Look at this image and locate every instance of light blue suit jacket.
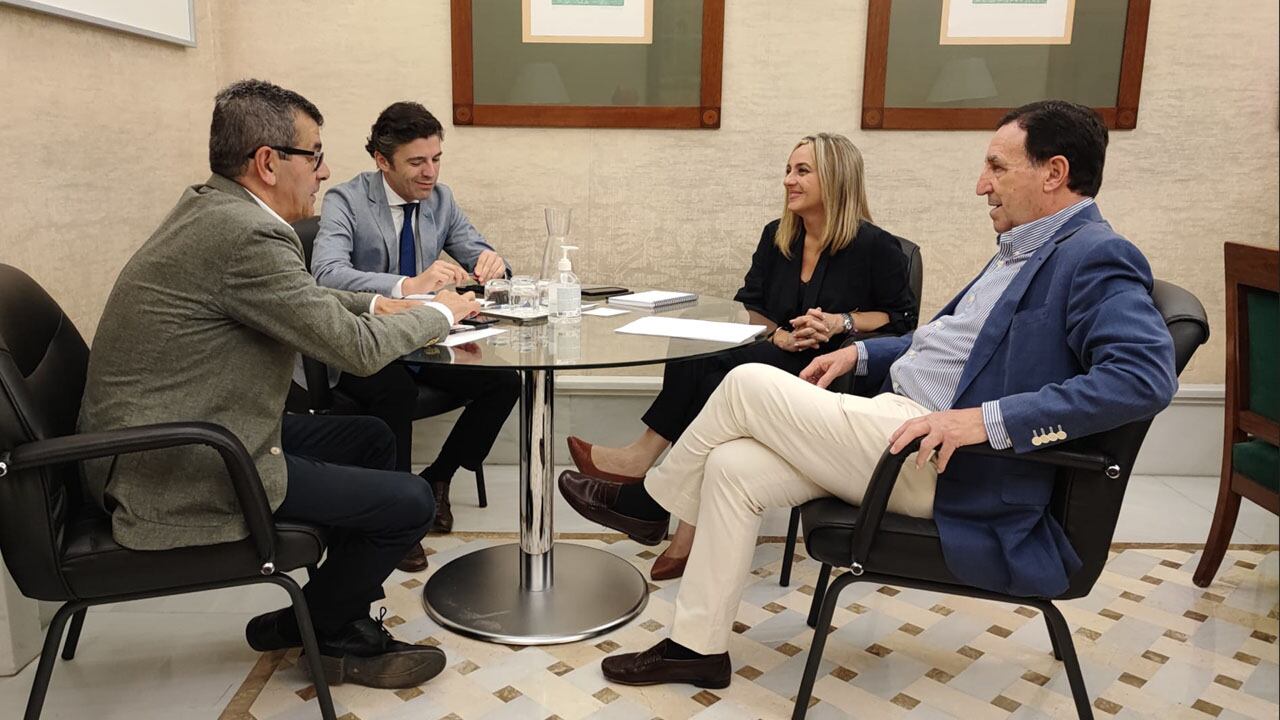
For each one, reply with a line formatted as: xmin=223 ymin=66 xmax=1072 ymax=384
xmin=862 ymin=203 xmax=1177 ymax=597
xmin=311 ymin=171 xmax=505 ymax=294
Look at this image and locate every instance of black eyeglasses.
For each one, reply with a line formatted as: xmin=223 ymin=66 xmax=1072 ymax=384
xmin=248 ymin=145 xmax=324 ymax=171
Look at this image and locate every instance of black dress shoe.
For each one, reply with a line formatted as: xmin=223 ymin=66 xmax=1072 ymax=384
xmin=557 ymin=470 xmax=668 ymax=546
xmin=304 ymin=612 xmax=447 ymax=689
xmin=245 ymin=608 xmax=300 ymax=652
xmin=396 ymin=542 xmax=430 ymax=573
xmin=602 ymin=639 xmax=731 ymax=689
xmin=429 ymin=479 xmax=453 ymax=533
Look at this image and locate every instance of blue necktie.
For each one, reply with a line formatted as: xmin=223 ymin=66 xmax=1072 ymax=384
xmin=398 ymin=202 xmax=418 ymax=276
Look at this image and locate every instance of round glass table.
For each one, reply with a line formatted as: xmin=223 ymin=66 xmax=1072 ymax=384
xmin=402 ymin=294 xmax=763 ymax=645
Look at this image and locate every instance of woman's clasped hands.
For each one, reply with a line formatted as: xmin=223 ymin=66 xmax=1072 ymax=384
xmin=786 ymin=307 xmax=843 ymax=351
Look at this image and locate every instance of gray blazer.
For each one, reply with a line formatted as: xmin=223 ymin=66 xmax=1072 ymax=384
xmin=78 ymin=174 xmax=451 ymax=551
xmin=311 ymin=171 xmax=505 ymax=294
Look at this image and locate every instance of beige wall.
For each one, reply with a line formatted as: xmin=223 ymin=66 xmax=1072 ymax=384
xmin=2 ymin=0 xmax=1276 ymax=383
xmin=0 ymin=1 xmax=217 ymax=337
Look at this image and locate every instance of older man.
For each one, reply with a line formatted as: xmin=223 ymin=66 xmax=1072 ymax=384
xmin=559 ymin=100 xmax=1177 ymax=687
xmin=78 ymin=80 xmax=478 ymax=689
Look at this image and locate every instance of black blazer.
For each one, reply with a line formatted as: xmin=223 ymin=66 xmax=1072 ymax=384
xmin=733 ymin=219 xmax=917 ymax=351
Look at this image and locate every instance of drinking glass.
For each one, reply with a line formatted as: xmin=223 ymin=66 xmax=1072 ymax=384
xmin=484 ymin=278 xmax=511 ymax=308
xmin=511 ymin=275 xmax=538 ymax=311
xmin=536 ymin=279 xmax=553 ymax=310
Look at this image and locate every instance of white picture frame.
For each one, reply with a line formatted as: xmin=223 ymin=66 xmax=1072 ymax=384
xmin=0 ymin=0 xmax=196 ymax=46
xmin=940 ymin=0 xmax=1076 ymax=46
xmin=522 ymin=0 xmax=653 ymax=45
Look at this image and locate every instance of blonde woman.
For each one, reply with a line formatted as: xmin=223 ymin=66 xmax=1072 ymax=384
xmin=567 ymin=133 xmax=917 ymax=580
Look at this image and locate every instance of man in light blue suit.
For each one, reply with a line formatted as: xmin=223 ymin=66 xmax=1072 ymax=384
xmin=311 ymin=102 xmax=518 ymax=548
xmin=558 ymin=100 xmax=1178 ymax=687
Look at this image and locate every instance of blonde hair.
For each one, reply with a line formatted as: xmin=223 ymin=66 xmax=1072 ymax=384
xmin=773 ymin=133 xmax=872 ymax=258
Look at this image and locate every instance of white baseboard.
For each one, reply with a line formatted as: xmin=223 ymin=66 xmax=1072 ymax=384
xmin=414 ymin=379 xmax=1226 ymax=478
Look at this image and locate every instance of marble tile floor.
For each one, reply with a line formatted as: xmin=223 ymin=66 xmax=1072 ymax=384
xmin=0 ymin=468 xmax=1274 ymax=720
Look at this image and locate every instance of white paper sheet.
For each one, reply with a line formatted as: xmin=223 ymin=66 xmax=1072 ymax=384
xmin=583 ymin=307 xmax=628 ymax=317
xmin=614 ymin=317 xmax=765 ymax=343
xmin=440 ymin=327 xmax=506 ymax=347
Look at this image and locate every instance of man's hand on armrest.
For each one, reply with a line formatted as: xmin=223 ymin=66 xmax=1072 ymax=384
xmin=888 ymin=407 xmax=987 ymax=473
xmin=799 ymin=344 xmax=859 ymax=389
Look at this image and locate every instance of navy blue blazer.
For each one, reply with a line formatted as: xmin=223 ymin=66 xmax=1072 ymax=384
xmin=861 ymin=204 xmax=1177 ymax=597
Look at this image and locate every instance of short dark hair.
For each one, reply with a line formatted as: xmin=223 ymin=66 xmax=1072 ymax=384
xmin=209 ymin=79 xmax=323 ymax=178
xmin=998 ymin=100 xmax=1109 ymax=197
xmin=365 ymin=102 xmax=444 ymax=161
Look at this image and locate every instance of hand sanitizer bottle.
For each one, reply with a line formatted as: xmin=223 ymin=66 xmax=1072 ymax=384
xmin=551 ymin=245 xmax=581 ymax=324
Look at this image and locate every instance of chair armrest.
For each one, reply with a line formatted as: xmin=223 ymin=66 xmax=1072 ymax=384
xmin=846 ymin=439 xmax=1117 ymax=575
xmin=1 ymin=422 xmax=279 ymax=572
xmin=302 ymin=356 xmax=334 ymax=412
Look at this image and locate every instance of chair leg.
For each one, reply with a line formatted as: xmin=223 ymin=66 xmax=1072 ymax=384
xmin=780 ymin=507 xmax=801 ymax=587
xmin=1034 ymin=600 xmax=1094 ymax=720
xmin=266 ymin=576 xmax=337 ymax=720
xmin=24 ymin=601 xmax=84 ymax=720
xmin=792 ymin=572 xmax=857 ymax=720
xmin=475 ymin=465 xmax=487 ymax=508
xmin=807 ymin=564 xmax=833 ymax=629
xmin=1043 ymin=610 xmax=1064 ymax=661
xmin=1193 ymin=485 xmax=1242 ymax=587
xmin=60 ymin=608 xmax=88 ymax=661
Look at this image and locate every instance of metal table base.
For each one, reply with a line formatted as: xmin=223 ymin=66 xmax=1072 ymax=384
xmin=422 ymin=543 xmax=647 ymax=644
xmin=423 ymin=367 xmax=649 ymax=644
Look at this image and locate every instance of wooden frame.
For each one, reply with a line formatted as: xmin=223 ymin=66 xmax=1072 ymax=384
xmin=450 ymin=0 xmax=724 ymax=129
xmin=861 ymin=0 xmax=1151 ymax=130
xmin=1193 ymin=242 xmax=1280 ymax=587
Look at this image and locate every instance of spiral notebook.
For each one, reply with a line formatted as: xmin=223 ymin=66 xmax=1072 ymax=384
xmin=607 ymin=290 xmax=698 ymax=310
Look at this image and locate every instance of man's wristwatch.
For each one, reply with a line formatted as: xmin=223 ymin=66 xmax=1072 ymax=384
xmin=841 ymin=312 xmax=855 ymax=333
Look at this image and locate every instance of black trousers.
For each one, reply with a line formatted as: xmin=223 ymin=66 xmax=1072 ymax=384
xmin=276 ymin=413 xmax=434 ymax=636
xmin=336 ymin=363 xmax=520 ymax=479
xmin=643 ymin=342 xmax=821 ymax=443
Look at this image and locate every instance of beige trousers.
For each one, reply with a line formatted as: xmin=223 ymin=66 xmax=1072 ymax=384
xmin=645 ymin=363 xmax=938 ymax=655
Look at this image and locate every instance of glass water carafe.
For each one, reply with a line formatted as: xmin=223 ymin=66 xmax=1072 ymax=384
xmin=542 ymin=207 xmax=572 ymax=278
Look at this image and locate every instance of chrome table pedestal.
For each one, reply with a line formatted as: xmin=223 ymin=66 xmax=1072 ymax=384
xmin=422 ymin=368 xmax=649 ymax=644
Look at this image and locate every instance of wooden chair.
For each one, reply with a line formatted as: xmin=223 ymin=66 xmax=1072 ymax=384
xmin=1193 ymin=242 xmax=1279 ymax=587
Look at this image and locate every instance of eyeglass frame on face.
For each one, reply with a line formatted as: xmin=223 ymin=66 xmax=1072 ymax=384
xmin=247 ymin=145 xmax=324 ymax=172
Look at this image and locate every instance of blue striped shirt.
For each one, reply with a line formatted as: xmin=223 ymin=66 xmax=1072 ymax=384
xmin=856 ymin=198 xmax=1095 ymax=449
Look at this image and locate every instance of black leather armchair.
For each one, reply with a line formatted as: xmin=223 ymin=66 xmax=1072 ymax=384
xmin=0 ymin=264 xmax=337 ymax=720
xmin=287 ymin=216 xmax=490 ymax=506
xmin=789 ymin=280 xmax=1209 ymax=720
xmin=779 ymin=234 xmax=923 ymax=586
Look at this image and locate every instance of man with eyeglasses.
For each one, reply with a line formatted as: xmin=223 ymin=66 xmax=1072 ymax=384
xmin=78 ymin=79 xmax=478 ymax=689
xmin=309 ymin=101 xmax=519 ymax=545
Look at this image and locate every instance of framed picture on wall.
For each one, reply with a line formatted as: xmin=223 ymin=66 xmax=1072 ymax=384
xmin=862 ymin=0 xmax=1150 ymax=130
xmin=940 ymin=0 xmax=1077 ymax=45
xmin=451 ymin=0 xmax=724 ymax=129
xmin=522 ymin=0 xmax=654 ymax=45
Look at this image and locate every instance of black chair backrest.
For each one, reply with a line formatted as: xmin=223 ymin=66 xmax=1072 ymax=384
xmin=0 ymin=264 xmax=92 ymax=599
xmin=294 ymin=216 xmax=320 ymax=268
xmin=896 ymin=235 xmax=923 ymax=329
xmin=1056 ymin=279 xmax=1209 ymax=598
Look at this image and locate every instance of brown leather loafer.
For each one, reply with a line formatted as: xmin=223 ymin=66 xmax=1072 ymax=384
xmin=602 ymin=639 xmax=731 ymax=689
xmin=428 ymin=479 xmax=453 ymax=534
xmin=395 ymin=542 xmax=429 ymax=573
xmin=557 ymin=470 xmax=668 ymax=546
xmin=567 ymin=436 xmax=646 ymax=485
xmin=649 ymin=551 xmax=688 ymax=581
